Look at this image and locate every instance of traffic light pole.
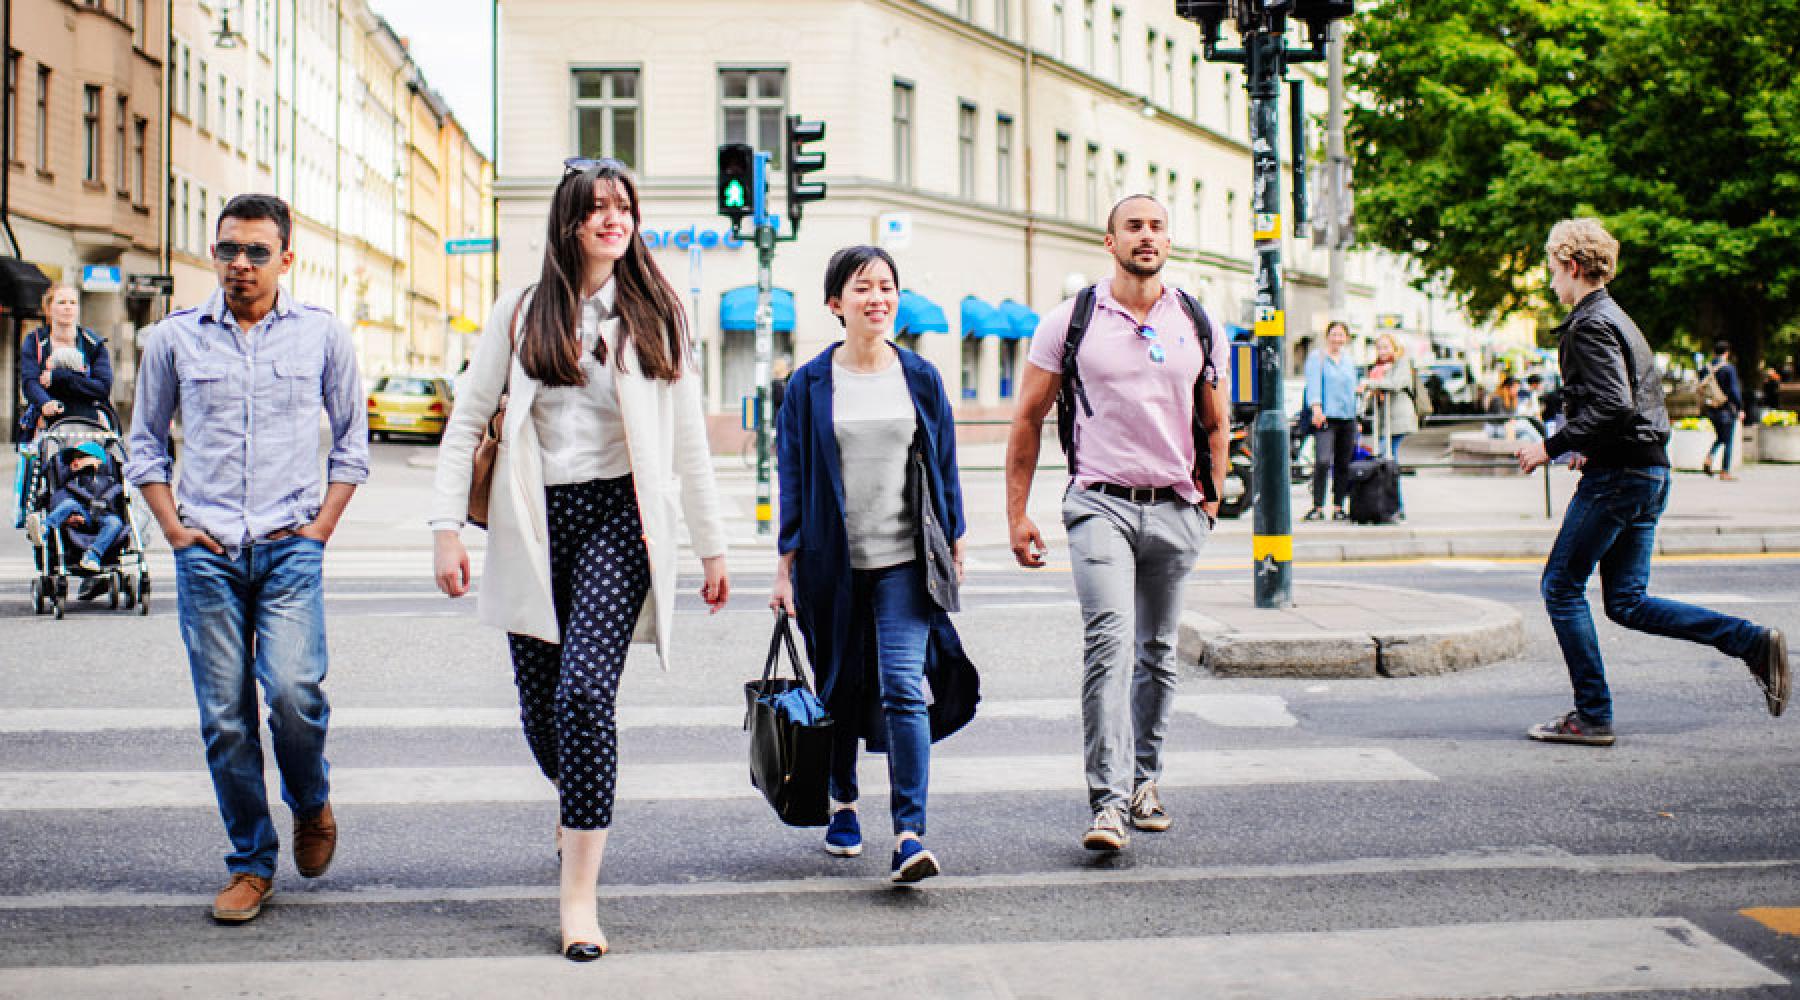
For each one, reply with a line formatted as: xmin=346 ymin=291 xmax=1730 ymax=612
xmin=1198 ymin=7 xmax=1326 ymax=610
xmin=752 ymin=152 xmax=775 ymax=538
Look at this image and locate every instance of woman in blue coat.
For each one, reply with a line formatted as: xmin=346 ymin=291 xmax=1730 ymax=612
xmin=19 ymin=282 xmax=114 ymax=436
xmin=770 ymin=245 xmax=977 ymax=885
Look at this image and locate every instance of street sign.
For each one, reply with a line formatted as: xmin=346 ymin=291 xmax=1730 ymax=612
xmin=877 ymin=212 xmax=913 ymax=249
xmin=445 ymin=237 xmax=497 ymax=256
xmin=81 ymin=266 xmax=123 ymax=293
xmin=126 ymin=273 xmax=175 ymax=297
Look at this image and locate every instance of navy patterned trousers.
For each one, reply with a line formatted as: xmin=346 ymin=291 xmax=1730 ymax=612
xmin=507 ymin=476 xmax=650 ymax=830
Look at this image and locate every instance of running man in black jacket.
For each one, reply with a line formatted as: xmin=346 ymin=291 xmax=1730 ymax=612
xmin=1515 ymin=219 xmax=1789 ymax=744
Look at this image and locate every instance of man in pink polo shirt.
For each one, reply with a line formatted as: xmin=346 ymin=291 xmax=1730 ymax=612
xmin=1005 ymin=194 xmax=1230 ymax=852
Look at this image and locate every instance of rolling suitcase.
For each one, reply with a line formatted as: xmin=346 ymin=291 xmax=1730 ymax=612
xmin=1348 ymin=391 xmax=1401 ymax=525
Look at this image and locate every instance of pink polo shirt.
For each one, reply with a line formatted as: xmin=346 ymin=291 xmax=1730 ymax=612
xmin=1027 ymin=279 xmax=1228 ymax=504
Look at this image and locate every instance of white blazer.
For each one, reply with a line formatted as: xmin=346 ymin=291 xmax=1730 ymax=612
xmin=430 ymin=286 xmax=728 ymax=668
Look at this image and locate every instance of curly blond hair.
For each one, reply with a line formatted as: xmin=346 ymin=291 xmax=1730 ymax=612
xmin=1545 ymin=218 xmax=1619 ymax=284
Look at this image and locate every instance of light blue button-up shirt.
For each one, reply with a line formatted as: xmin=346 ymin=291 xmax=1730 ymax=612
xmin=1304 ymin=348 xmax=1359 ymax=421
xmin=126 ymin=288 xmax=369 ymax=546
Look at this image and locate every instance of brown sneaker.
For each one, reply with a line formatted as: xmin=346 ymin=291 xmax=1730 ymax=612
xmin=1746 ymin=628 xmax=1790 ymax=718
xmin=293 ymin=802 xmax=337 ymax=878
xmin=211 ymin=873 xmax=273 ymax=923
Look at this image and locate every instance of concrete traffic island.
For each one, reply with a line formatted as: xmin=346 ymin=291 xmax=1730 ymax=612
xmin=1179 ymin=582 xmax=1525 ymax=678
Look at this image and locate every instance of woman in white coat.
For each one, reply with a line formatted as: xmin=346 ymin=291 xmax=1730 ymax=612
xmin=430 ymin=158 xmax=729 ymax=960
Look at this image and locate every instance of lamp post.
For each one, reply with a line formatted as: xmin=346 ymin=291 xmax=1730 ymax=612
xmin=1178 ymin=0 xmax=1352 ymax=610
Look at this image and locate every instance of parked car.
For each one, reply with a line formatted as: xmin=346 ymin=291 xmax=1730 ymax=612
xmin=1422 ymin=361 xmax=1480 ymax=414
xmin=366 ymin=375 xmax=453 ymax=442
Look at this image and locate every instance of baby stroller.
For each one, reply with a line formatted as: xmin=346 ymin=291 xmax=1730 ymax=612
xmin=19 ymin=410 xmax=151 ymax=618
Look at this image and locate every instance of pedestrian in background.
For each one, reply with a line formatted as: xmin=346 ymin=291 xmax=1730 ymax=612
xmin=1361 ymin=332 xmax=1420 ymax=520
xmin=126 ymin=193 xmax=368 ymax=923
xmin=18 ymin=282 xmax=113 ymax=436
xmin=1761 ymin=367 xmax=1783 ymax=412
xmin=1485 ymin=376 xmax=1543 ymax=443
xmin=1303 ymin=320 xmax=1358 ymax=521
xmin=1517 ymin=218 xmax=1788 ymax=746
xmin=771 ymin=245 xmax=976 ymax=885
xmin=1700 ymin=340 xmax=1743 ymax=481
xmin=430 ymin=158 xmax=729 ymax=960
xmin=1005 ymin=194 xmax=1228 ymax=852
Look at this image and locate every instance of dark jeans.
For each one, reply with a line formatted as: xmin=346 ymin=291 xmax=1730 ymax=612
xmin=829 ymin=560 xmax=932 ymax=836
xmin=45 ymin=498 xmax=125 ymax=561
xmin=1311 ymin=417 xmax=1356 ymax=509
xmin=1540 ymin=465 xmax=1763 ymax=725
xmin=1705 ymin=408 xmax=1736 ymax=472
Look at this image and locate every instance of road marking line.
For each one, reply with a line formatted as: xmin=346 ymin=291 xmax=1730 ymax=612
xmin=3 ymin=849 xmax=1793 ymax=912
xmin=1742 ymin=907 xmax=1800 ymax=936
xmin=0 ymin=917 xmax=1782 ymax=998
xmin=0 ymin=694 xmax=1297 ymax=733
xmin=0 ymin=747 xmax=1428 ymax=811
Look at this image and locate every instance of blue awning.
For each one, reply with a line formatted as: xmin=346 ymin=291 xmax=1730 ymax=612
xmin=997 ymin=299 xmax=1038 ymax=340
xmin=961 ymin=296 xmax=1011 ymax=338
xmin=720 ymin=285 xmax=795 ymax=333
xmin=895 ymin=289 xmax=949 ymax=335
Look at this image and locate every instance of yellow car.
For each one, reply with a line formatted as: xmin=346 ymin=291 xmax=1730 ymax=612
xmin=366 ymin=375 xmax=453 ymax=442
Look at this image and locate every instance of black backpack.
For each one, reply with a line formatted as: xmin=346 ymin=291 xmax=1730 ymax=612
xmin=1054 ymin=285 xmax=1220 ymax=503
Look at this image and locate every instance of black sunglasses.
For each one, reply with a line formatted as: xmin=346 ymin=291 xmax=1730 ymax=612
xmin=212 ymin=241 xmax=276 ymax=266
xmin=564 ymin=156 xmax=628 ymax=176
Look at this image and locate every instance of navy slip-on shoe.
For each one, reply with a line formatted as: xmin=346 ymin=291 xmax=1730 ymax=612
xmin=824 ymin=808 xmax=862 ymax=857
xmin=890 ymin=837 xmax=939 ymax=884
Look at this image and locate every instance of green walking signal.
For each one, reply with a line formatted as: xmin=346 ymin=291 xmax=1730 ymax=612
xmin=717 ymin=143 xmax=755 ymax=227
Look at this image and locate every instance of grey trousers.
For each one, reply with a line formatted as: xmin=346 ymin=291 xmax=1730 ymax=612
xmin=1063 ymin=486 xmax=1209 ymax=812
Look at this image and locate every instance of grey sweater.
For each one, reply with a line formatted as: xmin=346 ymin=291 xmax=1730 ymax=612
xmin=832 ymin=357 xmax=917 ymax=569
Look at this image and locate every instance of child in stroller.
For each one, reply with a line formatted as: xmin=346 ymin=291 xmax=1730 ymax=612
xmin=43 ymin=441 xmax=127 ymax=573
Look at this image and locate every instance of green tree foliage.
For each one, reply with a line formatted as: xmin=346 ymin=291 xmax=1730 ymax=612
xmin=1349 ymin=0 xmax=1800 ymax=373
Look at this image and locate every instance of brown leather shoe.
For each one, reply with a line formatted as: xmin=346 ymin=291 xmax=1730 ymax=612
xmin=212 ymin=873 xmax=273 ymax=923
xmin=293 ymin=802 xmax=337 ymax=878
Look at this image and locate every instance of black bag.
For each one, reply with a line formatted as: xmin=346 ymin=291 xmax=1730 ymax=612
xmin=908 ymin=435 xmax=960 ymax=613
xmin=1348 ymin=458 xmax=1400 ymax=524
xmin=743 ymin=612 xmax=835 ymax=827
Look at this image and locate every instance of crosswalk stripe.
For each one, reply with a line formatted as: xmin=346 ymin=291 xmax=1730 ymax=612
xmin=0 ymin=694 xmax=1296 ymax=733
xmin=0 ymin=917 xmax=1782 ymax=998
xmin=3 ymin=849 xmax=1792 ymax=912
xmin=0 ymin=747 xmax=1431 ymax=811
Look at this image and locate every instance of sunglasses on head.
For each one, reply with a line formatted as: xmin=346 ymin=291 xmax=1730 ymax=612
xmin=1135 ymin=324 xmax=1166 ymax=364
xmin=564 ymin=156 xmax=628 ymax=176
xmin=212 ymin=241 xmax=277 ymax=266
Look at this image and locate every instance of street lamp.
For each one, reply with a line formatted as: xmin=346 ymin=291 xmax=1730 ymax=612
xmin=212 ymin=2 xmax=246 ymax=48
xmin=1177 ymin=0 xmax=1354 ymax=609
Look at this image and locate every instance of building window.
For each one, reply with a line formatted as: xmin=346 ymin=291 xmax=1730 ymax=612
xmin=956 ymin=0 xmax=972 ymax=17
xmin=719 ymin=68 xmax=786 ymax=169
xmin=1054 ymin=132 xmax=1070 ymax=218
xmin=115 ymin=95 xmax=129 ymax=191
xmin=83 ymin=85 xmax=102 ymax=182
xmin=961 ymin=337 xmax=980 ymax=401
xmin=35 ymin=67 xmax=51 ymax=171
xmin=1222 ymin=70 xmax=1233 ymax=132
xmin=1226 ymin=189 xmax=1238 ymax=255
xmin=4 ymin=52 xmax=17 ymax=162
xmin=197 ymin=60 xmax=208 ymax=131
xmin=892 ymin=79 xmax=914 ymax=185
xmin=216 ymin=75 xmax=226 ymax=142
xmin=196 ymin=184 xmax=209 ymax=252
xmin=1111 ymin=7 xmax=1124 ymax=81
xmin=572 ymin=68 xmax=640 ymax=169
xmin=1147 ymin=162 xmax=1158 ymax=200
xmin=1167 ymin=168 xmax=1177 ymax=220
xmin=957 ymin=101 xmax=978 ymax=200
xmin=235 ymin=86 xmax=245 ymax=150
xmin=1112 ymin=150 xmax=1127 ymax=205
xmin=1146 ymin=29 xmax=1157 ymax=101
xmin=995 ymin=0 xmax=1009 ymax=37
xmin=1051 ymin=1 xmax=1065 ymax=59
xmin=133 ymin=0 xmax=146 ymax=48
xmin=1191 ymin=53 xmax=1201 ymax=120
xmin=1083 ymin=1 xmax=1096 ymax=70
xmin=178 ymin=179 xmax=190 ymax=251
xmin=1192 ymin=179 xmax=1204 ymax=248
xmin=180 ymin=44 xmax=191 ymax=117
xmin=133 ymin=118 xmax=147 ymax=204
xmin=995 ymin=114 xmax=1013 ymax=209
xmin=1166 ymin=39 xmax=1176 ymax=108
xmin=1085 ymin=142 xmax=1099 ymax=225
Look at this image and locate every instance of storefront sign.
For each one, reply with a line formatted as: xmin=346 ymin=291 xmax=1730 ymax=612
xmin=81 ymin=266 xmax=123 ymax=293
xmin=641 ymin=221 xmax=777 ymax=252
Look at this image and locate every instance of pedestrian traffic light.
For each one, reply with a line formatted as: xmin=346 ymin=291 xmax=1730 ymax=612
xmin=785 ymin=116 xmax=827 ymax=225
xmin=718 ymin=143 xmax=754 ymax=227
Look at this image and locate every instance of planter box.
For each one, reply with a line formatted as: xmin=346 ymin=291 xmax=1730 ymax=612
xmin=1762 ymin=425 xmax=1800 ymax=463
xmin=1667 ymin=428 xmax=1713 ymax=470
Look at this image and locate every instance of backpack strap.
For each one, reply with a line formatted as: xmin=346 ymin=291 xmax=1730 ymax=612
xmin=1174 ymin=289 xmax=1221 ymax=505
xmin=1055 ymin=285 xmax=1099 ymax=476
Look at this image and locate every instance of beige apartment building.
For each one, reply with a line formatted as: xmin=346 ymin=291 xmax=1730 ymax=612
xmin=4 ymin=0 xmax=165 ymax=423
xmin=495 ymin=0 xmax=1516 ymax=420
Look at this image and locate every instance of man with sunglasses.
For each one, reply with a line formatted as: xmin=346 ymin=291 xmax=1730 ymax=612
xmin=1005 ymin=194 xmax=1230 ymax=852
xmin=127 ymin=193 xmax=368 ymax=923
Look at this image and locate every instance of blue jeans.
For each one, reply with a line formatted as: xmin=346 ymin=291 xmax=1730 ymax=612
xmin=1541 ymin=466 xmax=1762 ymax=725
xmin=45 ymin=499 xmax=125 ymax=562
xmin=829 ymin=560 xmax=932 ymax=836
xmin=1389 ymin=433 xmax=1408 ymax=513
xmin=1705 ymin=409 xmax=1736 ymax=472
xmin=174 ymin=535 xmax=331 ymax=877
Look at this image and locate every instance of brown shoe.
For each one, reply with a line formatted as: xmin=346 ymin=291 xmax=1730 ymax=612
xmin=212 ymin=873 xmax=273 ymax=923
xmin=293 ymin=802 xmax=337 ymax=878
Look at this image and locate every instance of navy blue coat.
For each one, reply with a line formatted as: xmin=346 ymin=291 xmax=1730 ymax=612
xmin=776 ymin=342 xmax=978 ymax=750
xmin=19 ymin=327 xmax=113 ymax=432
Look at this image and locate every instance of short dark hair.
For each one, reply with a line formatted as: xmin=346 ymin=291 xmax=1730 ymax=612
xmin=1325 ymin=320 xmax=1351 ymax=338
xmin=823 ymin=245 xmax=900 ymax=327
xmin=1714 ymin=340 xmax=1732 ymax=356
xmin=217 ymin=194 xmax=293 ymax=249
xmin=1106 ymin=193 xmax=1164 ymax=233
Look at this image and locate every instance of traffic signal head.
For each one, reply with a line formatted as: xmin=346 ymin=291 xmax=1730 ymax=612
xmin=717 ymin=143 xmax=755 ymax=225
xmin=1292 ymin=0 xmax=1353 ymax=32
xmin=1173 ymin=1 xmax=1231 ymax=32
xmin=785 ymin=115 xmax=827 ymax=223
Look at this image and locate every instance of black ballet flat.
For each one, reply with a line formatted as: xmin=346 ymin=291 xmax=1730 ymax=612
xmin=563 ymin=941 xmax=605 ymax=962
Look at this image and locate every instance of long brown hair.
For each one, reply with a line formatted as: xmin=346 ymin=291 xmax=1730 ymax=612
xmin=519 ymin=163 xmax=687 ymax=385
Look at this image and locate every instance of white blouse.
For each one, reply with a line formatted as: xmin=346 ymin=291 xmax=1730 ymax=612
xmin=533 ymin=280 xmax=632 ymax=486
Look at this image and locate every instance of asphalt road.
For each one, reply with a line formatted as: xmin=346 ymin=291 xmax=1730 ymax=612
xmin=1 ymin=548 xmax=1797 ymax=998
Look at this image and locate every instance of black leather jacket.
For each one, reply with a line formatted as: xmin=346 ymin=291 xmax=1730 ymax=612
xmin=1545 ymin=289 xmax=1670 ymax=468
